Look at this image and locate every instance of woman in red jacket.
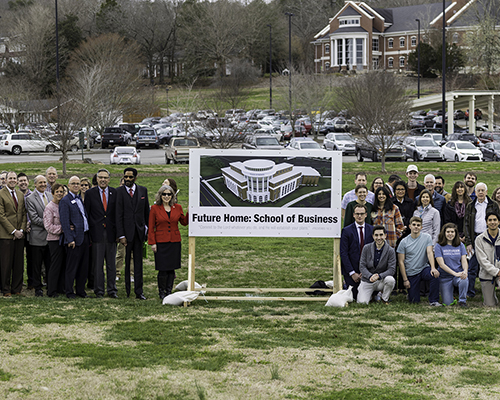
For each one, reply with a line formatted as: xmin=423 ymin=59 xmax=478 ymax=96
xmin=148 ymin=185 xmax=189 ymax=299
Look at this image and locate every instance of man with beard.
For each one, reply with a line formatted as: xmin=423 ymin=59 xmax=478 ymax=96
xmin=464 ymin=172 xmax=477 ymax=201
xmin=434 ymin=176 xmax=451 ymax=202
xmin=115 ymin=168 xmax=149 ymax=299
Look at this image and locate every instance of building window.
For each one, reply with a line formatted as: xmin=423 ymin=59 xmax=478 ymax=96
xmin=452 ymin=33 xmax=459 ymax=44
xmin=339 ymin=18 xmax=360 ymax=26
xmin=346 ymin=38 xmax=353 ymax=66
xmin=337 ymin=40 xmax=343 ymax=64
xmin=388 ymin=57 xmax=393 ymax=68
xmin=400 ymin=37 xmax=405 ymax=47
xmin=411 ymin=36 xmax=417 ymax=47
xmin=325 ymin=44 xmax=330 ymax=54
xmin=399 ymin=57 xmax=405 ymax=68
xmin=372 ymin=38 xmax=379 ymax=52
xmin=372 ymin=57 xmax=379 ymax=69
xmin=388 ymin=38 xmax=393 ymax=49
xmin=356 ymin=38 xmax=363 ymax=66
xmin=325 ymin=62 xmax=330 ymax=69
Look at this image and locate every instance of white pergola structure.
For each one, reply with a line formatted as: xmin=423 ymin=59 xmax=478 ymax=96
xmin=411 ymin=90 xmax=500 ymax=136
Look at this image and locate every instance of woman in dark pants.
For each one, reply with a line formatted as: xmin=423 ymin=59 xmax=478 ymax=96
xmin=43 ymin=183 xmax=66 ymax=297
xmin=148 ymin=185 xmax=189 ymax=299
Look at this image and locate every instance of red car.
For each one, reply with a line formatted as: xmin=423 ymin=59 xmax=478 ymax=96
xmin=465 ymin=109 xmax=482 ymax=120
xmin=294 ymin=118 xmax=312 ymax=134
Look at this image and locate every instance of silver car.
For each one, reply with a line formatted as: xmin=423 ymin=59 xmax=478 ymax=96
xmin=403 ymin=137 xmax=444 ymax=161
xmin=323 ymin=133 xmax=356 ymax=154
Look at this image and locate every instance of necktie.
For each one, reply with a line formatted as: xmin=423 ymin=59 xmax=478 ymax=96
xmin=11 ymin=191 xmax=18 ymax=210
xmin=359 ymin=226 xmax=364 ymax=252
xmin=102 ymin=190 xmax=107 ymax=211
xmin=129 ymin=188 xmax=133 ymax=198
xmin=43 ymin=194 xmax=48 ymax=206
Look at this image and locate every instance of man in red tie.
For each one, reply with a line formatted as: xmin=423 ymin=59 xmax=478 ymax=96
xmin=84 ymin=168 xmax=118 ymax=298
xmin=115 ymin=167 xmax=149 ymax=299
xmin=340 ymin=204 xmax=374 ymax=300
xmin=0 ymin=172 xmax=27 ymax=296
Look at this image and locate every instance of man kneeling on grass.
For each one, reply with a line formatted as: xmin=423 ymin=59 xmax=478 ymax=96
xmin=397 ymin=216 xmax=441 ymax=306
xmin=358 ymin=225 xmax=396 ymax=304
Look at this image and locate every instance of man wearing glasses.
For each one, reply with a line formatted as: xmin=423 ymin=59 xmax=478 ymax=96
xmin=85 ymin=168 xmax=118 ymax=299
xmin=115 ymin=168 xmax=149 ymax=299
xmin=340 ymin=204 xmax=374 ymax=301
xmin=59 ymin=176 xmax=90 ymax=298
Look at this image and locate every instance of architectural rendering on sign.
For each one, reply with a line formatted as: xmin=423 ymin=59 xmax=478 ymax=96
xmin=221 ymin=159 xmax=320 ymax=203
xmin=312 ymin=0 xmax=479 ymax=72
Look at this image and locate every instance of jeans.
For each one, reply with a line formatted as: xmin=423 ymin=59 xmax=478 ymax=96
xmin=407 ymin=266 xmax=440 ymax=303
xmin=439 ymin=273 xmax=468 ymax=305
xmin=468 ymin=253 xmax=478 ymax=297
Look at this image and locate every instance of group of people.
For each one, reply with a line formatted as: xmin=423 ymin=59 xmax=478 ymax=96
xmin=340 ymin=167 xmax=500 ymax=307
xmin=0 ymin=167 xmax=188 ymax=300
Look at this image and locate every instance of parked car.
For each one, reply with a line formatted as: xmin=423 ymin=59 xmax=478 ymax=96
xmin=478 ymin=131 xmax=500 ymax=144
xmin=410 ymin=115 xmax=434 ymax=129
xmin=446 ymin=132 xmax=480 ymax=146
xmin=242 ymin=135 xmax=284 ymax=150
xmin=101 ymin=126 xmax=132 ymax=149
xmin=355 ymin=136 xmax=406 ymax=162
xmin=165 ymin=137 xmax=200 ymax=164
xmin=480 ymin=142 xmax=500 ymax=161
xmin=323 ymin=133 xmax=356 ymax=154
xmin=110 ymin=146 xmax=141 ymax=164
xmin=0 ymin=133 xmax=54 ymax=155
xmin=135 ymin=128 xmax=160 ymax=149
xmin=253 ymin=128 xmax=282 ymax=141
xmin=294 ymin=118 xmax=312 ymax=134
xmin=442 ymin=140 xmax=483 ymax=162
xmin=403 ymin=136 xmax=445 ymax=161
xmin=287 ymin=137 xmax=323 ymax=150
xmin=331 ymin=117 xmax=348 ymax=132
xmin=119 ymin=123 xmax=141 ymax=137
xmin=47 ymin=134 xmax=93 ymax=152
xmin=454 ymin=110 xmax=466 ymax=120
xmin=432 ymin=123 xmax=467 ymax=133
xmin=422 ymin=133 xmax=445 ymax=145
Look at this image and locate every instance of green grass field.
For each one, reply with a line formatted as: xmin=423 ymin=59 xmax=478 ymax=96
xmin=1 ymin=160 xmax=500 ymax=399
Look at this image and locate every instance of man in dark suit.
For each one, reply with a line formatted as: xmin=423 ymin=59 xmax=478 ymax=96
xmin=340 ymin=203 xmax=374 ymax=300
xmin=25 ymin=175 xmax=52 ymax=297
xmin=358 ymin=225 xmax=396 ymax=304
xmin=59 ymin=176 xmax=89 ymax=299
xmin=84 ymin=168 xmax=118 ymax=298
xmin=0 ymin=172 xmax=27 ymax=296
xmin=115 ymin=167 xmax=149 ymax=299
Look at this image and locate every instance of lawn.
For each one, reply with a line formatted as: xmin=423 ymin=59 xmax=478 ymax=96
xmin=1 ymin=160 xmax=500 ymax=399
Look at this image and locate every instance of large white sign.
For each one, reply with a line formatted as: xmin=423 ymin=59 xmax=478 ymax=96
xmin=188 ymin=149 xmax=342 ymax=238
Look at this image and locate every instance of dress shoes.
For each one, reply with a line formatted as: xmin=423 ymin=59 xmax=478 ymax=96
xmin=109 ymin=293 xmax=118 ymax=299
xmin=3 ymin=293 xmax=11 ymax=297
xmin=95 ymin=294 xmax=104 ymax=299
xmin=67 ymin=294 xmax=76 ymax=299
xmin=77 ymin=293 xmax=88 ymax=298
xmin=35 ymin=289 xmax=43 ymax=297
xmin=136 ymin=294 xmax=146 ymax=300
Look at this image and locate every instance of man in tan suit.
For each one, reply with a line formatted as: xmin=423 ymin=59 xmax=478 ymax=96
xmin=0 ymin=172 xmax=27 ymax=296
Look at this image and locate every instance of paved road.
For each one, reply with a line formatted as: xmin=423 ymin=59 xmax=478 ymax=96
xmin=0 ymin=145 xmax=361 ymax=165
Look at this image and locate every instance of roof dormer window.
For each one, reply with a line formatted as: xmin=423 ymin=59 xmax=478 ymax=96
xmin=339 ymin=18 xmax=360 ymax=27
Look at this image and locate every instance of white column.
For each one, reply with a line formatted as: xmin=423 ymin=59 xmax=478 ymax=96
xmin=447 ymin=98 xmax=454 ymax=137
xmin=363 ymin=38 xmax=366 ymax=66
xmin=468 ymin=96 xmax=476 ymax=135
xmin=342 ymin=38 xmax=346 ymax=65
xmin=334 ymin=39 xmax=337 ymax=66
xmin=330 ymin=39 xmax=334 ymax=66
xmin=489 ymin=95 xmax=495 ymax=131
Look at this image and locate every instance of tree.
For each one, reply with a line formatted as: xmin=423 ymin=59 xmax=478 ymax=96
xmin=335 ymin=71 xmax=411 ymax=172
xmin=465 ymin=2 xmax=500 ymax=75
xmin=408 ymin=42 xmax=437 ymax=78
xmin=63 ymin=33 xmax=144 ymax=155
xmin=178 ymin=0 xmax=245 ymax=78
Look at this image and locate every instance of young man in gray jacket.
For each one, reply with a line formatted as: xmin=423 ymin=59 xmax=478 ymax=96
xmin=357 ymin=225 xmax=396 ymax=304
xmin=476 ymin=210 xmax=500 ymax=306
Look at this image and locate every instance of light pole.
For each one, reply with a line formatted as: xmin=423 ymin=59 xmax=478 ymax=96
xmin=165 ymin=86 xmax=172 ymax=116
xmin=55 ymin=0 xmax=60 ymax=132
xmin=267 ymin=24 xmax=272 ymax=110
xmin=442 ymin=0 xmax=446 ymax=139
xmin=285 ymin=12 xmax=293 ymax=133
xmin=415 ymin=19 xmax=420 ymax=99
